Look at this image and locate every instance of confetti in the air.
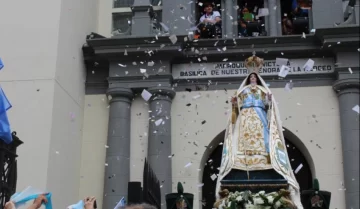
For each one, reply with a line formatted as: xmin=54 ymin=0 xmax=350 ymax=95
xmin=148 ymin=61 xmax=155 ymax=67
xmin=294 ymin=164 xmax=303 ymax=174
xmin=278 ymin=66 xmax=290 ymax=78
xmin=118 ymin=63 xmax=127 ymax=67
xmin=257 ymin=8 xmax=269 ymax=17
xmin=141 ymin=89 xmax=152 ymax=101
xmin=352 ymin=105 xmax=359 ymax=114
xmin=210 ymin=174 xmax=217 ymax=181
xmin=303 ymin=59 xmax=315 ymax=71
xmin=285 ymin=80 xmax=294 ymax=92
xmin=155 ymin=118 xmax=163 ymax=126
xmin=184 ymin=162 xmax=192 ymax=168
xmin=169 ymin=35 xmax=178 ymax=44
xmin=276 ymin=58 xmax=288 ymax=66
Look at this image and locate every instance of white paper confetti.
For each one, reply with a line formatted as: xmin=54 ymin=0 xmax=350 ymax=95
xmin=140 ymin=68 xmax=147 ymax=73
xmin=118 ymin=63 xmax=127 ymax=67
xmin=348 ymin=68 xmax=353 ymax=74
xmin=302 ymin=32 xmax=306 ymax=38
xmin=278 ymin=65 xmax=290 ymax=78
xmin=285 ymin=80 xmax=294 ymax=92
xmin=124 ymin=50 xmax=128 ymax=56
xmin=257 ymin=8 xmax=269 ymax=17
xmin=148 ymin=61 xmax=155 ymax=67
xmin=210 ymin=174 xmax=217 ymax=181
xmin=193 ymin=94 xmax=201 ymax=99
xmin=276 ymin=58 xmax=288 ymax=66
xmin=294 ymin=164 xmax=303 ymax=174
xmin=159 ymin=22 xmax=169 ymax=31
xmin=222 ymin=47 xmax=227 ymax=51
xmin=141 ymin=89 xmax=152 ymax=101
xmin=197 ymin=183 xmax=204 ymax=188
xmin=155 ymin=118 xmax=163 ymax=126
xmin=184 ymin=162 xmax=192 ymax=168
xmin=169 ymin=34 xmax=178 ymax=44
xmin=303 ymin=59 xmax=315 ymax=71
xmin=198 ymin=2 xmax=203 ymax=6
xmin=352 ymin=105 xmax=359 ymax=114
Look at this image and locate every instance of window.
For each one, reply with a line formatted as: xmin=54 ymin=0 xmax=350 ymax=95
xmin=195 ymin=1 xmax=222 ymax=39
xmin=111 ymin=0 xmax=163 ymax=37
xmin=281 ymin=0 xmax=312 ymax=35
xmin=112 ymin=13 xmax=132 ymax=36
xmin=237 ymin=0 xmax=266 ymax=37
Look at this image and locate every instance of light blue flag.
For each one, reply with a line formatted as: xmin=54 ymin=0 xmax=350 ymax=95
xmin=67 ymin=200 xmax=85 ymax=209
xmin=114 ymin=197 xmax=126 ymax=209
xmin=10 ymin=186 xmax=52 ymax=209
xmin=0 ymin=87 xmax=12 ymax=144
xmin=0 ymin=58 xmax=3 ymax=70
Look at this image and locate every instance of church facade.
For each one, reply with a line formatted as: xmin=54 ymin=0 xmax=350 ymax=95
xmin=0 ymin=0 xmax=359 ymax=209
xmin=82 ymin=27 xmax=359 ymax=209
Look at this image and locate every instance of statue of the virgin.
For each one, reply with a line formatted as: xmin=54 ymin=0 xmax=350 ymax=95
xmin=215 ymin=56 xmax=303 ymax=209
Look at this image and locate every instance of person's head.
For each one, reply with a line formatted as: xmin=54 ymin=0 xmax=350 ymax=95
xmin=246 ymin=73 xmax=262 ymax=85
xmin=242 ymin=7 xmax=249 ymax=14
xmin=203 ymin=2 xmax=214 ymax=14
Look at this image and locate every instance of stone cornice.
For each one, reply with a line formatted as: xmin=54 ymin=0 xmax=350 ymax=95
xmin=83 ymin=26 xmax=359 ymax=62
xmin=315 ymin=26 xmax=360 ymax=48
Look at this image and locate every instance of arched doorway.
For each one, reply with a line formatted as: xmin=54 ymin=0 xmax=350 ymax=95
xmin=201 ymin=132 xmax=313 ymax=209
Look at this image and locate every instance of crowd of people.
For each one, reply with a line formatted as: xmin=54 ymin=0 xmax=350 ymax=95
xmin=197 ymin=0 xmax=311 ymax=39
xmin=4 ymin=195 xmax=157 ymax=209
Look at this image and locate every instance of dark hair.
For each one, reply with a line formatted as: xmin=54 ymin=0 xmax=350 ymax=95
xmin=245 ymin=73 xmax=262 ymax=85
xmin=203 ymin=2 xmax=214 ymax=8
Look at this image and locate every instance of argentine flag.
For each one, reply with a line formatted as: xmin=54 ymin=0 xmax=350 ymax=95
xmin=114 ymin=197 xmax=126 ymax=209
xmin=10 ymin=186 xmax=52 ymax=209
xmin=67 ymin=200 xmax=85 ymax=209
xmin=0 ymin=58 xmax=4 ymax=70
xmin=0 ymin=87 xmax=12 ymax=144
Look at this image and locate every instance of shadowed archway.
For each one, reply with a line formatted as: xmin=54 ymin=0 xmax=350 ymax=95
xmin=199 ymin=128 xmax=314 ymax=209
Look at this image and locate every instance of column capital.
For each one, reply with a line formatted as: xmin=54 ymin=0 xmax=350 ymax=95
xmin=333 ymin=78 xmax=360 ymax=95
xmin=148 ymin=86 xmax=176 ymax=101
xmin=106 ymin=87 xmax=134 ymax=103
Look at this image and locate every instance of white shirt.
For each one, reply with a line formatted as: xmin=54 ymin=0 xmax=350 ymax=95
xmin=200 ymin=11 xmax=221 ymax=23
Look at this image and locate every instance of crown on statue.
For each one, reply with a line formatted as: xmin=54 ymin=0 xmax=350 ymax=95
xmin=245 ymin=55 xmax=264 ymax=74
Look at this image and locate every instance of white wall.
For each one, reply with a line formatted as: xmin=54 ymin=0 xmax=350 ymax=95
xmin=79 ymin=95 xmax=109 ymax=207
xmin=0 ymin=0 xmax=98 ymax=207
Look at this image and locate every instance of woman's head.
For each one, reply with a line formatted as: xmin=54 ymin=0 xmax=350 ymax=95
xmin=246 ymin=73 xmax=262 ymax=85
xmin=204 ymin=2 xmax=214 ymax=14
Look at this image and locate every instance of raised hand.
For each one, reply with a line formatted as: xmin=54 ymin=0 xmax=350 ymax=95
xmin=4 ymin=201 xmax=15 ymax=209
xmin=84 ymin=197 xmax=96 ymax=209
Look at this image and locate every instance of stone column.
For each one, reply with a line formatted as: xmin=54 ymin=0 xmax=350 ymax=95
xmin=333 ymin=78 xmax=360 ymax=209
xmin=131 ymin=0 xmax=152 ymax=36
xmin=224 ymin=0 xmax=233 ymax=38
xmin=103 ymin=87 xmax=134 ymax=209
xmin=267 ymin=0 xmax=277 ymax=36
xmin=147 ymin=86 xmax=176 ymax=209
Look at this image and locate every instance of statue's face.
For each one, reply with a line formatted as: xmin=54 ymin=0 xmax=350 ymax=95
xmin=250 ymin=74 xmax=257 ymax=83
